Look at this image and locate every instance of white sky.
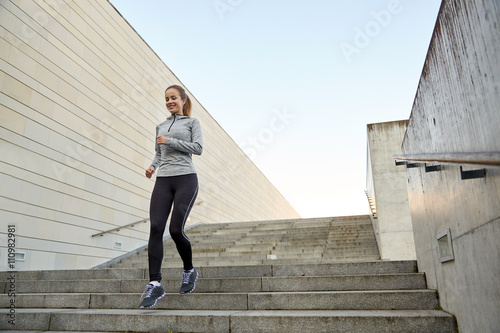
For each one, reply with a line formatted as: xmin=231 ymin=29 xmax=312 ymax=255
xmin=110 ymin=0 xmax=442 ymax=218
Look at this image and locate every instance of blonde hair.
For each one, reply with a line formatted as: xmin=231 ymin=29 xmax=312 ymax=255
xmin=165 ymin=85 xmax=192 ymax=117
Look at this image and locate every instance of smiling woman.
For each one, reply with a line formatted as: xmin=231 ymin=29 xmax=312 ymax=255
xmin=140 ymin=85 xmax=203 ymax=309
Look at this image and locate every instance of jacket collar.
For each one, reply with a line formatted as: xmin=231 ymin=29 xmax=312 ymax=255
xmin=167 ymin=113 xmax=188 ymax=120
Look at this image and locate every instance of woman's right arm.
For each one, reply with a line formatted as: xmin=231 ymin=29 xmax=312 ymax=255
xmin=147 ymin=126 xmax=161 ymax=176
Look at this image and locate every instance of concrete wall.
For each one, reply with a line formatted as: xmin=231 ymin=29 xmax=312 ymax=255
xmin=366 ymin=120 xmax=415 ymax=260
xmin=0 ymin=0 xmax=299 ymax=271
xmin=402 ymin=0 xmax=500 ymax=332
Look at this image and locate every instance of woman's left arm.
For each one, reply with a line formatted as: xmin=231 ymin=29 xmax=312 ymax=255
xmin=165 ymin=118 xmax=203 ymax=155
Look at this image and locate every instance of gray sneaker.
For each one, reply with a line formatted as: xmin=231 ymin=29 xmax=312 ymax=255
xmin=180 ymin=268 xmax=198 ymax=294
xmin=139 ymin=283 xmax=166 ymax=309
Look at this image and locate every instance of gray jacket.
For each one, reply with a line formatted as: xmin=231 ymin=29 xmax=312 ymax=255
xmin=149 ymin=114 xmax=203 ymax=177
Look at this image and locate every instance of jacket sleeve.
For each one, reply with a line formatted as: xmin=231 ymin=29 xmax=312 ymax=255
xmin=149 ymin=125 xmax=161 ymax=170
xmin=166 ymin=118 xmax=203 ymax=155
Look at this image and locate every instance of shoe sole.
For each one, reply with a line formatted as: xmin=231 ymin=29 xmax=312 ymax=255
xmin=139 ymin=291 xmax=166 ymax=309
xmin=180 ymin=272 xmax=198 ymax=294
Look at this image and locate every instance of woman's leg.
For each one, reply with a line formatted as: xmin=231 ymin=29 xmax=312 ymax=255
xmin=148 ymin=177 xmax=174 ymax=282
xmin=169 ymin=174 xmax=198 ymax=271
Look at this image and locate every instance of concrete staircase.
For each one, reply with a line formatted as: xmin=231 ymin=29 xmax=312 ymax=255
xmin=0 ymin=215 xmax=458 ymax=332
xmin=113 ymin=215 xmax=381 ymax=268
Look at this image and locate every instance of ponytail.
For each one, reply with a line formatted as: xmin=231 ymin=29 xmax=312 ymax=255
xmin=165 ymin=85 xmax=192 ymax=117
xmin=183 ymin=95 xmax=192 ymax=117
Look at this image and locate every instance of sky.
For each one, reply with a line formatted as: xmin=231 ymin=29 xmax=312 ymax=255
xmin=109 ymin=0 xmax=442 ymax=218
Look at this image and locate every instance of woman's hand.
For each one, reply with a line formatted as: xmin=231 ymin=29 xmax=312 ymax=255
xmin=145 ymin=167 xmax=155 ymax=179
xmin=156 ymin=136 xmax=167 ymax=145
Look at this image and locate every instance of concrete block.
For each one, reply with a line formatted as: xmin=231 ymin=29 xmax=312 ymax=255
xmin=89 ymin=293 xmax=248 ymax=310
xmin=36 ymin=308 xmax=232 ymax=332
xmin=230 ymin=310 xmax=458 ymax=333
xmin=121 ymin=277 xmax=262 ymax=293
xmin=272 ymin=261 xmax=417 ymax=276
xmin=247 ymin=290 xmax=438 ymax=310
xmin=201 ymin=265 xmax=272 ymax=278
xmin=0 ymin=309 xmax=50 ymax=331
xmin=15 ymin=279 xmax=122 ymax=293
xmin=0 ymin=268 xmax=146 ymax=281
xmin=0 ymin=293 xmax=91 ymax=309
xmin=262 ymin=273 xmax=426 ymax=292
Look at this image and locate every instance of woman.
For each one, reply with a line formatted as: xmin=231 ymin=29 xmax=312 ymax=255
xmin=139 ymin=84 xmax=203 ymax=309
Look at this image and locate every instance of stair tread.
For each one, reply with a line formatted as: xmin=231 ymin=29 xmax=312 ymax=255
xmin=0 ymin=309 xmax=456 ymax=332
xmin=12 ymin=272 xmax=424 ymax=282
xmin=0 ymin=307 xmax=455 ymax=317
xmin=1 ymin=261 xmax=418 ymax=280
xmin=13 ymin=289 xmax=435 ymax=295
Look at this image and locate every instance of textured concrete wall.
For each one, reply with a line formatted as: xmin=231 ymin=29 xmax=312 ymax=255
xmin=402 ymin=0 xmax=500 ymax=332
xmin=0 ymin=0 xmax=299 ymax=271
xmin=366 ymin=120 xmax=415 ymax=260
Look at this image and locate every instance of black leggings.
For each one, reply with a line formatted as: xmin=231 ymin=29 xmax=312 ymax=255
xmin=148 ymin=174 xmax=198 ymax=282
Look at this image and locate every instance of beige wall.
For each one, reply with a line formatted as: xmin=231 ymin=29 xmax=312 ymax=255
xmin=366 ymin=120 xmax=416 ymax=260
xmin=402 ymin=0 xmax=500 ymax=332
xmin=0 ymin=0 xmax=299 ymax=271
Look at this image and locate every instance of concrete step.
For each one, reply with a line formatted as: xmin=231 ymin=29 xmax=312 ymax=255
xmin=123 ymin=250 xmax=380 ymax=263
xmin=324 ymin=249 xmax=379 ymax=254
xmin=8 ymin=273 xmax=426 ymax=294
xmin=201 ymin=233 xmax=251 ymax=238
xmin=0 ymin=331 xmax=125 ymax=333
xmin=192 ymin=247 xmax=228 ymax=253
xmin=242 ymin=229 xmax=374 ymax=236
xmin=164 ymin=243 xmax=378 ymax=254
xmin=269 ymin=252 xmax=379 ymax=259
xmin=193 ymin=243 xmax=377 ymax=252
xmin=0 ymin=261 xmax=417 ymax=282
xmin=114 ymin=253 xmax=380 ymax=268
xmin=228 ymin=238 xmax=286 ymax=245
xmin=154 ymin=254 xmax=381 ymax=264
xmin=271 ymin=246 xmax=377 ymax=253
xmin=189 ymin=236 xmax=276 ymax=243
xmin=266 ymin=247 xmax=379 ymax=255
xmin=200 ymin=233 xmax=283 ymax=240
xmin=326 ymin=241 xmax=378 ymax=247
xmin=247 ymin=228 xmax=330 ymax=234
xmin=202 ymin=224 xmax=374 ymax=232
xmin=187 ymin=234 xmax=377 ymax=243
xmin=144 ymin=252 xmax=374 ymax=263
xmin=191 ymin=250 xmax=378 ymax=258
xmin=115 ymin=256 xmax=384 ymax=268
xmin=287 ymin=229 xmax=374 ymax=234
xmin=3 ymin=290 xmax=439 ymax=310
xmin=0 ymin=308 xmax=458 ymax=332
xmin=269 ymin=252 xmax=377 ymax=259
xmin=225 ymin=244 xmax=277 ymax=252
xmin=191 ymin=242 xmax=237 ymax=248
xmin=213 ymin=229 xmax=255 ymax=235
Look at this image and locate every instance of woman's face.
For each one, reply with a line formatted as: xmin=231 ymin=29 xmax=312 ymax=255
xmin=165 ymin=88 xmax=185 ymax=115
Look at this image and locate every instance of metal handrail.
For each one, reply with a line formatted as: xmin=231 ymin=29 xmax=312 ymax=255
xmin=91 ymin=200 xmax=204 ymax=237
xmin=91 ymin=218 xmax=149 ymax=237
xmin=393 ymin=152 xmax=500 ymax=167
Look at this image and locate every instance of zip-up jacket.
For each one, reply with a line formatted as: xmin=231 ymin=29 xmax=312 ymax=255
xmin=149 ymin=114 xmax=203 ymax=177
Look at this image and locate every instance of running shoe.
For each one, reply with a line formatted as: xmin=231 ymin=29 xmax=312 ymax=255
xmin=139 ymin=283 xmax=166 ymax=309
xmin=180 ymin=268 xmax=198 ymax=294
